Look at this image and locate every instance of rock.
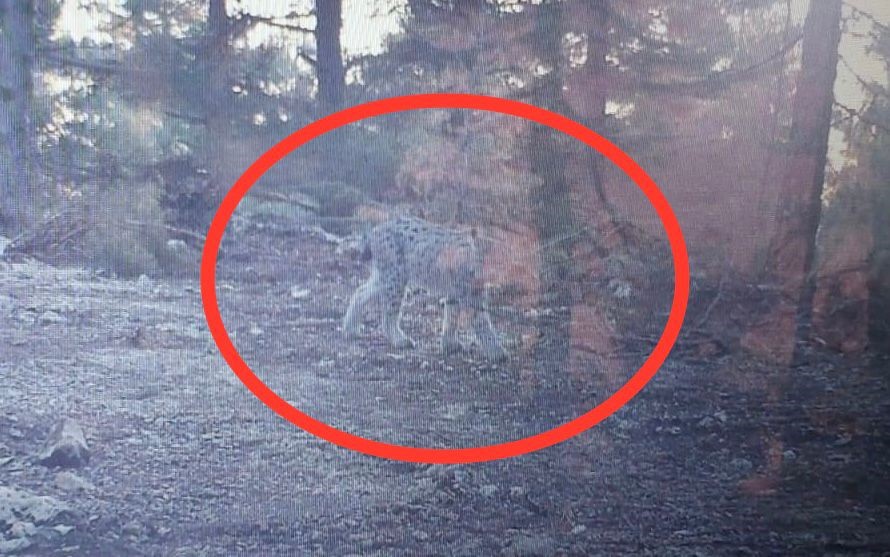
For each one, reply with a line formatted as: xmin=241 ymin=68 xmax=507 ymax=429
xmin=0 ymin=485 xmax=71 ymax=527
xmin=122 ymin=520 xmax=142 ymax=537
xmin=783 ymin=449 xmax=797 ymax=462
xmin=53 ymin=524 xmax=74 ymax=536
xmin=54 ymin=472 xmax=94 ymax=492
xmin=8 ymin=520 xmax=36 ymax=538
xmin=730 ymin=457 xmax=753 ymax=474
xmin=38 ymin=310 xmax=67 ymax=326
xmin=12 ymin=308 xmax=36 ymax=324
xmin=308 ymin=225 xmax=345 ymax=244
xmin=37 ymin=419 xmax=90 ymax=468
xmin=697 ymin=416 xmax=715 ymax=428
xmin=167 ymin=239 xmax=187 ymax=252
xmin=136 ymin=274 xmax=152 ymax=289
xmin=290 ymin=287 xmax=311 ymax=300
xmin=479 ymin=484 xmax=498 ymax=498
xmin=0 ymin=537 xmax=31 ymax=553
xmin=608 ymin=278 xmax=632 ymax=299
xmin=505 ymin=532 xmax=557 ymax=557
xmin=570 ymin=525 xmax=587 ymax=535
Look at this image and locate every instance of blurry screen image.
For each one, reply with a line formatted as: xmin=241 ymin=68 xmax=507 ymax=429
xmin=0 ymin=1 xmax=888 ymax=555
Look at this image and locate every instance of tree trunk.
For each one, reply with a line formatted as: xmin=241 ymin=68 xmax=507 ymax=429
xmin=742 ymin=0 xmax=843 ymax=364
xmin=528 ymin=3 xmax=577 ymax=383
xmin=201 ymin=0 xmax=232 ymax=220
xmin=315 ymin=0 xmax=345 ymax=112
xmin=0 ymin=0 xmax=35 ymax=233
xmin=558 ymin=0 xmax=630 ymax=392
xmin=208 ymin=0 xmax=228 ymax=48
xmin=791 ymin=0 xmax=844 ymax=338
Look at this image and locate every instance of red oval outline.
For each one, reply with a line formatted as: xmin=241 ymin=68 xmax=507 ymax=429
xmin=201 ymin=93 xmax=690 ymax=464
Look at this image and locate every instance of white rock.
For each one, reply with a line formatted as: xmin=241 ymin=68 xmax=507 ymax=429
xmin=167 ymin=239 xmax=188 ymax=251
xmin=38 ymin=310 xmax=67 ymax=325
xmin=8 ymin=520 xmax=36 ymax=538
xmin=55 ymin=472 xmax=94 ymax=492
xmin=479 ymin=484 xmax=498 ymax=497
xmin=0 ymin=486 xmax=71 ymax=526
xmin=290 ymin=287 xmax=311 ymax=300
xmin=37 ymin=419 xmax=90 ymax=468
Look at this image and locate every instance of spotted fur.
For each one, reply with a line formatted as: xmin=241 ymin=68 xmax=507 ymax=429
xmin=342 ymin=216 xmax=507 ymax=361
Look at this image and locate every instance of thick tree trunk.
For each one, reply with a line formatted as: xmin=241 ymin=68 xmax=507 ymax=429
xmin=528 ymin=3 xmax=576 ymax=382
xmin=202 ymin=0 xmax=232 ymax=218
xmin=0 ymin=0 xmax=35 ymax=233
xmin=788 ymin=0 xmax=844 ymax=335
xmin=742 ymin=0 xmax=843 ymax=364
xmin=737 ymin=2 xmax=843 ymax=496
xmin=208 ymin=0 xmax=228 ymax=48
xmin=559 ymin=0 xmax=629 ymax=392
xmin=315 ymin=0 xmax=345 ymax=112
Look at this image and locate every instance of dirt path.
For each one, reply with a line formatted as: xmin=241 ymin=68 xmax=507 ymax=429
xmin=2 ymin=224 xmax=889 ymax=555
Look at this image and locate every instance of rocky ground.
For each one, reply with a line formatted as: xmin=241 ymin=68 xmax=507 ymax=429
xmin=1 ymin=217 xmax=889 ymax=556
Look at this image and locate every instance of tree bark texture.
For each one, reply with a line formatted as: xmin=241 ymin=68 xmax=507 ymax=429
xmin=741 ymin=0 xmax=843 ymax=363
xmin=0 ymin=0 xmax=35 ymax=233
xmin=316 ymin=0 xmax=345 ymax=112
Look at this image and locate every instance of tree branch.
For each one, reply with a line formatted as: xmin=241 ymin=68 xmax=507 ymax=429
xmin=162 ymin=110 xmax=207 ymax=124
xmin=247 ymin=15 xmax=314 ymax=34
xmin=296 ymin=51 xmax=317 ymax=67
xmin=839 ymin=55 xmax=890 ymax=100
xmin=843 ymin=2 xmax=890 ymax=34
xmin=638 ymin=33 xmax=803 ymax=95
xmin=834 ymin=101 xmax=890 ymax=134
xmin=42 ymin=53 xmax=119 ymax=75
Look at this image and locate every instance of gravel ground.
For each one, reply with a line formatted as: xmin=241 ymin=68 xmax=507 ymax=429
xmin=1 ymin=221 xmax=889 ymax=556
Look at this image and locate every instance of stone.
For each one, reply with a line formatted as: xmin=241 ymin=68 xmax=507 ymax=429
xmin=38 ymin=310 xmax=67 ymax=325
xmin=8 ymin=520 xmax=36 ymax=538
xmin=54 ymin=472 xmax=94 ymax=492
xmin=479 ymin=484 xmax=498 ymax=498
xmin=37 ymin=419 xmax=90 ymax=468
xmin=0 ymin=537 xmax=31 ymax=553
xmin=505 ymin=532 xmax=557 ymax=557
xmin=697 ymin=416 xmax=716 ymax=428
xmin=730 ymin=457 xmax=753 ymax=474
xmin=53 ymin=524 xmax=74 ymax=536
xmin=290 ymin=287 xmax=311 ymax=300
xmin=122 ymin=520 xmax=142 ymax=537
xmin=167 ymin=239 xmax=187 ymax=251
xmin=0 ymin=486 xmax=71 ymax=528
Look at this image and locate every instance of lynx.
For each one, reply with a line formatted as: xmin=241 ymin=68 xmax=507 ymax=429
xmin=342 ymin=216 xmax=507 ymax=361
